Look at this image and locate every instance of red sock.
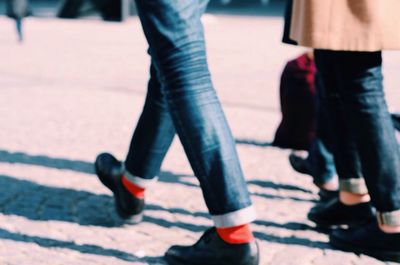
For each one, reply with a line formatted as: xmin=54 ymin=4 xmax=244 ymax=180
xmin=121 ymin=175 xmax=145 ymax=199
xmin=216 ymin=224 xmax=254 ymax=244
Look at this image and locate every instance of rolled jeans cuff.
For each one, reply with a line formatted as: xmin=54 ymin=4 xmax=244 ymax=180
xmin=339 ymin=178 xmax=368 ymax=194
xmin=377 ymin=210 xmax=400 ymax=226
xmin=123 ymin=164 xmax=158 ymax=189
xmin=212 ymin=206 xmax=257 ymax=228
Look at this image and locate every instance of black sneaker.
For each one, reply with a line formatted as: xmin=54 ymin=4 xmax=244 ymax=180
xmin=95 ymin=153 xmax=144 ymax=223
xmin=164 ymin=228 xmax=259 ymax=265
xmin=330 ymin=219 xmax=400 ymax=262
xmin=308 ymin=198 xmax=375 ymax=227
xmin=288 ymin=153 xmax=311 ymax=175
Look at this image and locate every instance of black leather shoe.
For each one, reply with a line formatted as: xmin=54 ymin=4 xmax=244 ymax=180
xmin=95 ymin=153 xmax=144 ymax=223
xmin=164 ymin=228 xmax=259 ymax=265
xmin=308 ymin=198 xmax=375 ymax=227
xmin=330 ymin=220 xmax=400 ymax=262
xmin=289 ymin=153 xmax=311 ymax=175
xmin=317 ymin=189 xmax=338 ymax=203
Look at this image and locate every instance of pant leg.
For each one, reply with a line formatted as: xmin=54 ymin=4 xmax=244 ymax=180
xmin=307 ymin=73 xmax=337 ymax=185
xmin=125 ymin=62 xmax=176 ymax=180
xmin=315 ymin=50 xmax=400 ymax=212
xmin=314 ymin=50 xmax=367 ymax=194
xmin=133 ymin=0 xmax=255 ymax=226
xmin=308 ymin=139 xmax=336 ymax=185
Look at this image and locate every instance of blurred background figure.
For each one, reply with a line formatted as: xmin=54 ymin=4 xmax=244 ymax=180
xmin=6 ymin=0 xmax=30 ymax=42
xmin=57 ymin=0 xmax=132 ymax=22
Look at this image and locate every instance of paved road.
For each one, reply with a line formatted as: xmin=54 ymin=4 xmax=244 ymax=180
xmin=0 ymin=13 xmax=399 ymax=265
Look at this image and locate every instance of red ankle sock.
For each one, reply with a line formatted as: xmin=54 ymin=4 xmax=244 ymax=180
xmin=121 ymin=175 xmax=145 ymax=199
xmin=216 ymin=224 xmax=254 ymax=244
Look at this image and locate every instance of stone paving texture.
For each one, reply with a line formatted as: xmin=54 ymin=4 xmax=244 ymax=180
xmin=0 ymin=8 xmax=400 ymax=265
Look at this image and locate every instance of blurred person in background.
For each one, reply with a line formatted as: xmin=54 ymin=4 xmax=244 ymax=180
xmin=288 ymin=0 xmax=400 ymax=262
xmin=94 ymin=0 xmax=259 ymax=264
xmin=6 ymin=0 xmax=30 ymax=42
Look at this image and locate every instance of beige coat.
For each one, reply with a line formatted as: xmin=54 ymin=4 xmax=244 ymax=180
xmin=290 ymin=0 xmax=400 ymax=51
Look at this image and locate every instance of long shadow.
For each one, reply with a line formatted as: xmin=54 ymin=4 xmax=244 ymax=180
xmin=0 ymin=149 xmax=198 ymax=188
xmin=255 ymin=220 xmax=332 ymax=234
xmin=248 ymin=179 xmax=313 ymax=194
xmin=251 ymin=191 xmax=317 ymax=203
xmin=254 ymin=231 xmax=330 ymax=250
xmin=254 ymin=220 xmax=315 ymax=232
xmin=0 ymin=174 xmax=208 ymax=232
xmin=235 ymin=138 xmax=272 ymax=148
xmin=0 ymin=150 xmax=316 ymax=203
xmin=146 ymin=204 xmax=209 ymax=219
xmin=0 ymin=175 xmax=331 ymax=251
xmin=0 ymin=227 xmax=164 ymax=263
xmin=0 ymin=150 xmax=95 ymax=174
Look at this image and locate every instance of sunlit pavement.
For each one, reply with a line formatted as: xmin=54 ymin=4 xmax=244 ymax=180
xmin=0 ymin=14 xmax=399 ymax=265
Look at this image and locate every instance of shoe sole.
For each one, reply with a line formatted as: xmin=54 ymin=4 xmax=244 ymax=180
xmin=164 ymin=256 xmax=235 ymax=265
xmin=330 ymin=234 xmax=400 ymax=262
xmin=164 ymin=253 xmax=258 ymax=265
xmin=94 ymin=157 xmax=143 ymax=224
xmin=164 ymin=255 xmax=188 ymax=265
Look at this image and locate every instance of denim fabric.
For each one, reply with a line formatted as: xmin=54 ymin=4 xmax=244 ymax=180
xmin=307 ymin=74 xmax=337 ymax=185
xmin=124 ymin=0 xmax=253 ymax=217
xmin=307 ymin=138 xmax=336 ymax=185
xmin=314 ymin=50 xmax=400 ymax=212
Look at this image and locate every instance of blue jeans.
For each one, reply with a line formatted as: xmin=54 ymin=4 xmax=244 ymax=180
xmin=307 ymin=74 xmax=337 ymax=185
xmin=314 ymin=50 xmax=400 ymax=213
xmin=308 ymin=138 xmax=336 ymax=185
xmin=123 ymin=0 xmax=255 ymax=227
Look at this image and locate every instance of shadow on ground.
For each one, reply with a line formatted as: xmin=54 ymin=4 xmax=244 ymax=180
xmin=0 ymin=148 xmax=330 ymax=259
xmin=0 ymin=174 xmax=329 ymax=249
xmin=0 ymin=227 xmax=165 ymax=263
xmin=0 ymin=149 xmax=317 ymax=204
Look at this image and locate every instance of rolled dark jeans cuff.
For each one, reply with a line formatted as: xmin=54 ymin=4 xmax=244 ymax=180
xmin=123 ymin=163 xmax=158 ymax=189
xmin=212 ymin=206 xmax=257 ymax=228
xmin=377 ymin=210 xmax=400 ymax=226
xmin=339 ymin=178 xmax=369 ymax=194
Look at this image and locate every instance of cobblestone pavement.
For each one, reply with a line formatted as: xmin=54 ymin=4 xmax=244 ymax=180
xmin=0 ymin=13 xmax=399 ymax=265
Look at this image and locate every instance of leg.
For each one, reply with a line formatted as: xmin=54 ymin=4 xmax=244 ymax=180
xmin=308 ymin=75 xmax=338 ymax=191
xmin=315 ymin=50 xmax=400 ymax=262
xmin=134 ymin=0 xmax=254 ymax=223
xmin=134 ymin=1 xmax=258 ymax=264
xmin=96 ymin=1 xmax=258 ymax=264
xmin=307 ymin=62 xmax=375 ymax=226
xmin=124 ymin=62 xmax=176 ymax=180
xmin=94 ymin=61 xmax=174 ymax=222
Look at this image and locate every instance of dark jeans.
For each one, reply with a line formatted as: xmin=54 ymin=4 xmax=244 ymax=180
xmin=308 ymin=138 xmax=336 ymax=185
xmin=123 ymin=0 xmax=255 ymax=226
xmin=307 ymin=74 xmax=337 ymax=185
xmin=314 ymin=50 xmax=400 ymax=212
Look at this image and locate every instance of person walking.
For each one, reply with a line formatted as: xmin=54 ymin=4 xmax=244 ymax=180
xmin=6 ymin=0 xmax=30 ymax=42
xmin=288 ymin=0 xmax=400 ymax=262
xmin=94 ymin=0 xmax=259 ymax=264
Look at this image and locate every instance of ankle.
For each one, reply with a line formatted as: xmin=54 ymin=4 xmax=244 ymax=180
xmin=318 ymin=180 xmax=339 ymax=191
xmin=339 ymin=191 xmax=370 ymax=205
xmin=379 ymin=224 xmax=400 ymax=234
